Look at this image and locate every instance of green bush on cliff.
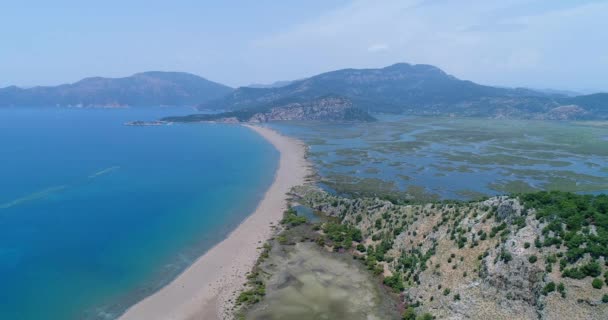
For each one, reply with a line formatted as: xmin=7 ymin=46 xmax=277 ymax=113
xmin=592 ymin=278 xmax=603 ymax=289
xmin=402 ymin=307 xmax=416 ymax=320
xmin=520 ymin=192 xmax=608 ymax=265
xmin=542 ymin=282 xmax=556 ymax=295
xmin=402 ymin=307 xmax=433 ymax=320
xmin=562 ymin=261 xmax=602 ymax=279
xmin=383 ymin=273 xmax=405 ymax=292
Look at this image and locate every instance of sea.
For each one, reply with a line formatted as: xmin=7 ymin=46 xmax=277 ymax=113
xmin=0 ymin=107 xmax=278 ymax=319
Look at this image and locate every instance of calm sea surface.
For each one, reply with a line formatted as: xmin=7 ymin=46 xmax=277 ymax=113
xmin=0 ymin=107 xmax=278 ymax=319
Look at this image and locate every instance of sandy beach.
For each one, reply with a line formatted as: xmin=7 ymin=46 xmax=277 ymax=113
xmin=119 ymin=125 xmax=311 ymax=320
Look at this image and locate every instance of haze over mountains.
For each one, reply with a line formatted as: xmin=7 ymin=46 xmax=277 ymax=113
xmin=1 ymin=63 xmax=607 ymax=120
xmin=0 ymin=72 xmax=232 ymax=107
xmin=197 ymin=63 xmax=608 ymax=121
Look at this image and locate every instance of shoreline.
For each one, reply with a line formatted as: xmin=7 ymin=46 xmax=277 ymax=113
xmin=119 ymin=125 xmax=311 ymax=320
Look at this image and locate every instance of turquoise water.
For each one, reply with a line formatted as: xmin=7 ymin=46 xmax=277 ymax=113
xmin=0 ymin=107 xmax=278 ymax=319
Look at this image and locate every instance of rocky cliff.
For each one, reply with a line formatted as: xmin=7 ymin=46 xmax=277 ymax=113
xmin=163 ymin=97 xmax=376 ymax=123
xmin=288 ymin=186 xmax=608 ymax=319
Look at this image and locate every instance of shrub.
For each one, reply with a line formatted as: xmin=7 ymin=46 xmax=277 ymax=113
xmin=384 ymin=273 xmax=405 ymax=292
xmin=402 ymin=307 xmax=416 ymax=320
xmin=562 ymin=261 xmax=602 ymax=279
xmin=542 ymin=282 xmax=556 ymax=295
xmin=277 ymin=235 xmax=288 ymax=245
xmin=443 ymin=288 xmax=451 ymax=296
xmin=281 ymin=208 xmax=307 ymax=226
xmin=528 ymin=255 xmax=537 ymax=263
xmin=557 ymin=282 xmax=566 ymax=298
xmin=583 ymin=261 xmax=602 ymax=277
xmin=602 ymin=294 xmax=608 ymax=303
xmin=592 ymin=278 xmax=603 ymax=289
xmin=418 ymin=313 xmax=434 ymax=320
xmin=500 ymin=249 xmax=513 ymax=263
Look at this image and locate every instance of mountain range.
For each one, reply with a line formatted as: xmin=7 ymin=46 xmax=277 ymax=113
xmin=1 ymin=63 xmax=607 ymax=120
xmin=196 ymin=63 xmax=608 ymax=120
xmin=0 ymin=72 xmax=232 ymax=107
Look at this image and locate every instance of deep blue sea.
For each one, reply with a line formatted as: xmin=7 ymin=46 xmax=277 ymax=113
xmin=0 ymin=107 xmax=278 ymax=319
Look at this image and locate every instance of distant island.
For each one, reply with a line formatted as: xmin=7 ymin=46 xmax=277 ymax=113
xmin=124 ymin=120 xmax=171 ymax=126
xmin=0 ymin=71 xmax=232 ymax=107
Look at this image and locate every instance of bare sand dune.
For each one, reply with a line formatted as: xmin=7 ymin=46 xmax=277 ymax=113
xmin=119 ymin=125 xmax=311 ymax=320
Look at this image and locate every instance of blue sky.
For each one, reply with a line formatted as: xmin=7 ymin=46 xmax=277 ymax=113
xmin=1 ymin=0 xmax=607 ymax=92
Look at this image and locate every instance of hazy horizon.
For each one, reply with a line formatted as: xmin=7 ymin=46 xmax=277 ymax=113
xmin=2 ymin=0 xmax=607 ymax=93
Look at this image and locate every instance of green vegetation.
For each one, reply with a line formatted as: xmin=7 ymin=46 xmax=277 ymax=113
xmin=592 ymin=278 xmax=604 ymax=289
xmin=542 ymin=282 xmax=556 ymax=295
xmin=281 ymin=207 xmax=308 ymax=226
xmin=557 ymin=282 xmax=566 ymax=298
xmin=402 ymin=307 xmax=417 ymax=320
xmin=403 ymin=307 xmax=434 ymax=320
xmin=237 ymin=284 xmax=266 ymax=304
xmin=321 ymin=222 xmax=362 ymax=250
xmin=237 ymin=243 xmax=272 ymax=308
xmin=520 ymin=192 xmax=608 ymax=266
xmin=562 ymin=261 xmax=602 ymax=279
xmin=384 ymin=273 xmax=405 ymax=292
xmin=418 ymin=314 xmax=434 ymax=320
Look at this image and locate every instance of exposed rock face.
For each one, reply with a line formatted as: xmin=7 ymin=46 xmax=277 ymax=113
xmin=163 ymin=97 xmax=376 ymax=123
xmin=484 ymin=196 xmax=526 ymax=222
xmin=544 ymin=105 xmax=588 ymax=120
xmin=247 ymin=97 xmax=361 ymax=122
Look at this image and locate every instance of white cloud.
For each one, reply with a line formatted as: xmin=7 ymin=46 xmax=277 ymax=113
xmin=368 ymin=43 xmax=390 ymax=53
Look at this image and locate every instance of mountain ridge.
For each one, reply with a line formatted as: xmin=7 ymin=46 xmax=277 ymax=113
xmin=2 ymin=63 xmax=607 ymax=120
xmin=198 ymin=63 xmax=608 ymax=120
xmin=0 ymin=71 xmax=232 ymax=107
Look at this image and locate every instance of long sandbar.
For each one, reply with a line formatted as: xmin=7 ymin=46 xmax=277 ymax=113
xmin=119 ymin=125 xmax=311 ymax=320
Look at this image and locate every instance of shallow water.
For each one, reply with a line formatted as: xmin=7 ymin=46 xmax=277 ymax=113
xmin=292 ymin=205 xmax=321 ymax=223
xmin=269 ymin=117 xmax=608 ymax=200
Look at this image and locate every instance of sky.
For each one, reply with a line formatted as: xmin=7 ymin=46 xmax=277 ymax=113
xmin=1 ymin=0 xmax=607 ymax=92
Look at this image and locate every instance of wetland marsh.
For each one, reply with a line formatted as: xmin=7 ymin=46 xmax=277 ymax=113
xmin=270 ymin=117 xmax=608 ymax=200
